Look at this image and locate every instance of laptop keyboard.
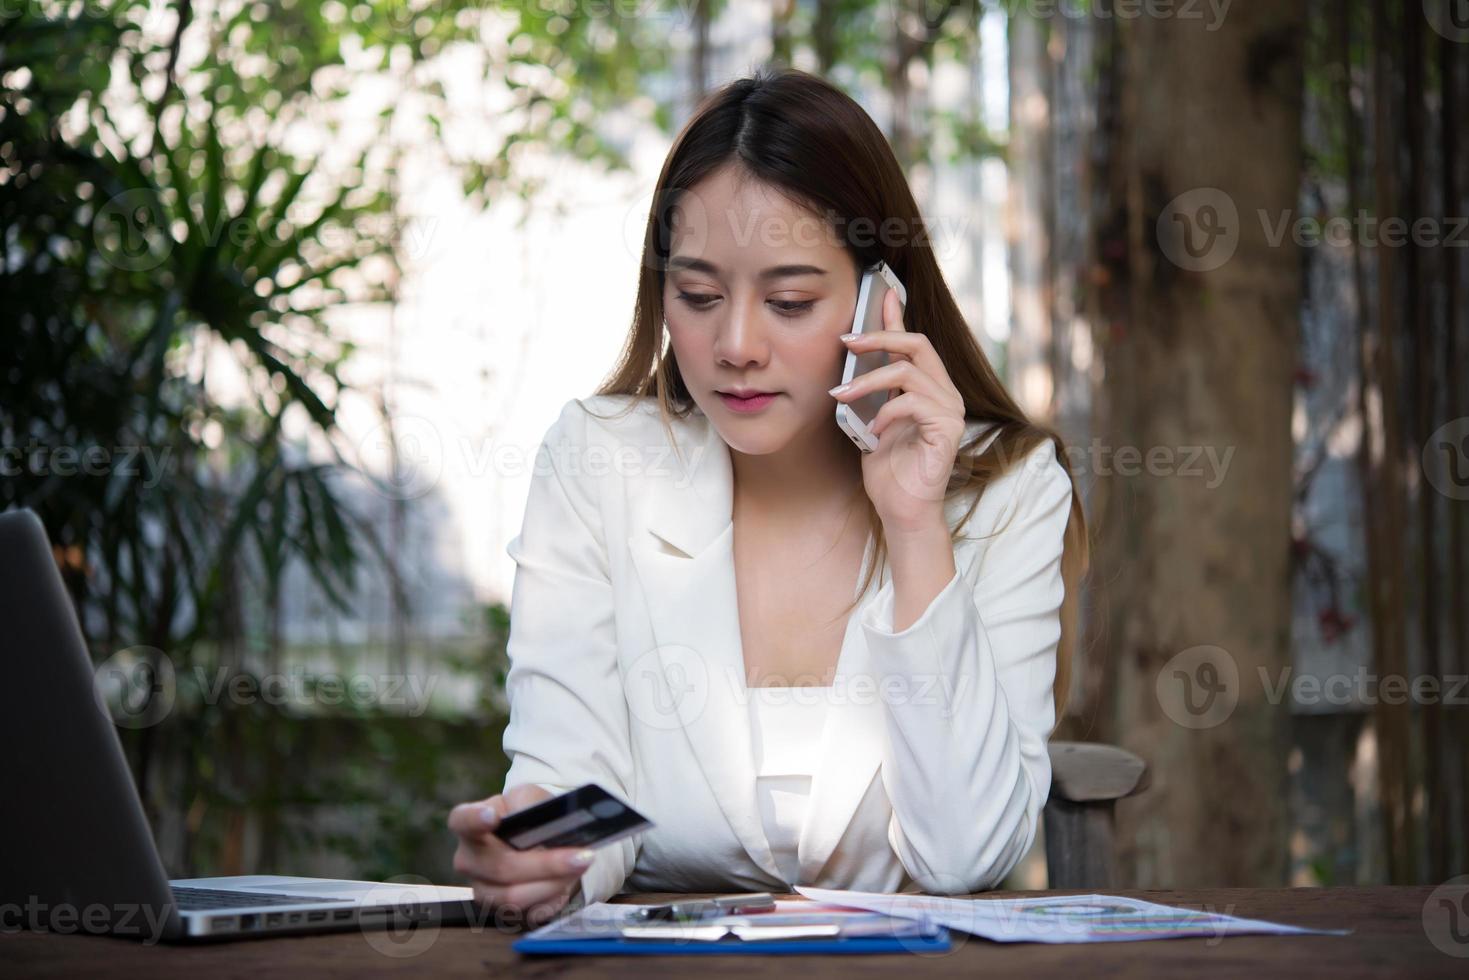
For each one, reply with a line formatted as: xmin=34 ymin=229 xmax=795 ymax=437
xmin=173 ymin=886 xmax=351 ymax=910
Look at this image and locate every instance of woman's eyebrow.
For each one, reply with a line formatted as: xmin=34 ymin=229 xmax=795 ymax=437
xmin=666 ymin=256 xmax=828 ymax=279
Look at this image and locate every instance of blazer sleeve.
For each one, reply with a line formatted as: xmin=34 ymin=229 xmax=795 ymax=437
xmin=500 ymin=398 xmax=636 ymax=908
xmin=859 ymin=437 xmax=1072 ymax=893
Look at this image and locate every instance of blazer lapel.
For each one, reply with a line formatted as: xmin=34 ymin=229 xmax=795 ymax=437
xmin=626 ymin=409 xmax=783 ymax=881
xmin=797 ymin=534 xmax=885 ymax=882
xmin=626 ymin=407 xmax=886 ymax=886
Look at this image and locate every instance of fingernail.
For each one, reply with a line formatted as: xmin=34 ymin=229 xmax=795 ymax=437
xmin=480 ymin=806 xmax=499 ymax=827
xmin=839 ymin=333 xmax=860 ymax=341
xmin=570 ymin=849 xmax=596 ymax=869
xmin=829 ymin=383 xmax=850 ymax=396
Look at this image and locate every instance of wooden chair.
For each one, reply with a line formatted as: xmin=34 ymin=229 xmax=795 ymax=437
xmin=1042 ymin=742 xmax=1150 ymax=889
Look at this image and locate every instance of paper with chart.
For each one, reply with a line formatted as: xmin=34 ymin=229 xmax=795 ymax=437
xmin=795 ymin=886 xmax=1352 ymax=944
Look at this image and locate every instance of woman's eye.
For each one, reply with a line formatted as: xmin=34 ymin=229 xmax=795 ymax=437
xmin=674 ymin=292 xmax=814 ymax=316
xmin=676 ymin=291 xmax=719 ymax=309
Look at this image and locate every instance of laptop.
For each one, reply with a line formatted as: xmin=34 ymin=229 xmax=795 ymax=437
xmin=0 ymin=508 xmax=477 ymax=942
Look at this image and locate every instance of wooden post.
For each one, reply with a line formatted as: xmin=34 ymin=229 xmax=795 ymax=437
xmin=1044 ymin=741 xmax=1150 ymax=889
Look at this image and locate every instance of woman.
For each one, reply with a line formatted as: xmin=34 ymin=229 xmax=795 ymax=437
xmin=447 ymin=67 xmax=1087 ymax=927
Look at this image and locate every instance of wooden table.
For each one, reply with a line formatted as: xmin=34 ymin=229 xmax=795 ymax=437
xmin=8 ymin=888 xmax=1465 ymax=977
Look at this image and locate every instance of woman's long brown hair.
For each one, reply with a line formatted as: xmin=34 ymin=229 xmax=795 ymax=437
xmin=590 ymin=68 xmax=1089 ymax=722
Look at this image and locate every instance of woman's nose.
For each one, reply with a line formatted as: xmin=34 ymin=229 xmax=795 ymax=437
xmin=712 ymin=297 xmax=769 ymax=368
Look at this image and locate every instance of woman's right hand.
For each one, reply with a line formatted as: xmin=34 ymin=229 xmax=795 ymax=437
xmin=447 ymin=783 xmax=596 ymax=927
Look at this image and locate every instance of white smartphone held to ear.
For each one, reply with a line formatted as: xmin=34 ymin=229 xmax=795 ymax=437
xmin=835 ymin=261 xmax=907 ymax=453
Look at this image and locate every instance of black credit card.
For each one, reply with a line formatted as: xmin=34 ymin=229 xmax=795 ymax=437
xmin=493 ymin=783 xmax=653 ymax=850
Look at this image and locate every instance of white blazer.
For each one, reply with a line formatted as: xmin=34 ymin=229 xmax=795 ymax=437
xmin=499 ymin=394 xmax=1072 ymax=905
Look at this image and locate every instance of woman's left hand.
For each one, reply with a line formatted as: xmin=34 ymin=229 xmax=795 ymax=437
xmin=830 ymin=288 xmax=967 ymax=534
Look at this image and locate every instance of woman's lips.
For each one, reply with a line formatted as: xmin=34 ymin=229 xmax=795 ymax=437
xmin=717 ymin=391 xmax=779 ymax=413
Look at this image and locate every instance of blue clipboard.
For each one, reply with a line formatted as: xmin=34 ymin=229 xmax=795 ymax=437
xmin=513 ymin=926 xmax=952 ymax=955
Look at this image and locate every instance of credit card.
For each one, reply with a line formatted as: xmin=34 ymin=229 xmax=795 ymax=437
xmin=493 ymin=783 xmax=653 ymax=850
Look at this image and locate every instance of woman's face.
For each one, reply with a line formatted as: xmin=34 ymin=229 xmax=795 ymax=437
xmin=662 ymin=165 xmax=861 ymax=456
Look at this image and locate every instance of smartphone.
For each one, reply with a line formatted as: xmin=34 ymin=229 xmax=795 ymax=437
xmin=493 ymin=783 xmax=653 ymax=851
xmin=835 ymin=261 xmax=907 ymax=452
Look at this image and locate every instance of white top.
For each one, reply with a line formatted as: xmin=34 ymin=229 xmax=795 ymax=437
xmin=747 ymin=686 xmax=830 ymax=885
xmin=502 ymin=397 xmax=1071 ymax=905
